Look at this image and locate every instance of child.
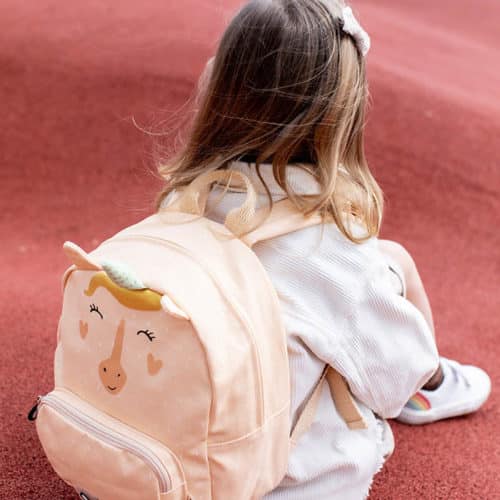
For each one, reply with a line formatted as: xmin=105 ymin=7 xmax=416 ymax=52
xmin=156 ymin=0 xmax=491 ymax=497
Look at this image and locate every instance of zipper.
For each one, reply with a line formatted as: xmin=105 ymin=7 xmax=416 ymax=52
xmin=33 ymin=391 xmax=172 ymax=493
xmin=99 ymin=233 xmax=266 ymax=427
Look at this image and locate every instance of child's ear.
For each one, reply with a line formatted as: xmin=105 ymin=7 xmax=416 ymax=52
xmin=62 ymin=241 xmax=102 ymax=271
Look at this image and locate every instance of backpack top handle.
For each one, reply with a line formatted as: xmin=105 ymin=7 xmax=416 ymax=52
xmin=171 ymin=168 xmax=323 ymax=244
xmin=169 ymin=169 xmax=258 ymax=236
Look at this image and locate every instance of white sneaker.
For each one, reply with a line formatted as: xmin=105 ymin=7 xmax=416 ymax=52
xmin=397 ymin=357 xmax=491 ymax=425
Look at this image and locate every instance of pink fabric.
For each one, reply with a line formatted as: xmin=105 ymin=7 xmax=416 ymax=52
xmin=1 ymin=0 xmax=498 ymax=498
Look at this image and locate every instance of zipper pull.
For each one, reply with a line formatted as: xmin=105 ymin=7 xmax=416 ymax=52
xmin=27 ymin=396 xmax=42 ymax=421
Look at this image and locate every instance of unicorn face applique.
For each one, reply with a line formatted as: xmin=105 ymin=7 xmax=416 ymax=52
xmin=57 ymin=242 xmax=190 ymax=403
xmin=82 ymin=266 xmax=169 ymax=395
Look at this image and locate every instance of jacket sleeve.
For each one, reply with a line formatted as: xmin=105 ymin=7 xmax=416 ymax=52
xmin=316 ymin=236 xmax=439 ymax=418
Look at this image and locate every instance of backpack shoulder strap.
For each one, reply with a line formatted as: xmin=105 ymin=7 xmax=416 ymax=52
xmin=290 ymin=366 xmax=367 ymax=448
xmin=240 ymin=198 xmax=323 ymax=247
xmin=167 ymin=171 xmax=367 ymax=438
xmin=241 ymin=199 xmax=368 ymax=441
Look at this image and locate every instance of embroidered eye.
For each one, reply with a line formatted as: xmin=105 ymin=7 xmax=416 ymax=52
xmin=137 ymin=329 xmax=155 ymax=342
xmin=89 ymin=303 xmax=103 ymax=319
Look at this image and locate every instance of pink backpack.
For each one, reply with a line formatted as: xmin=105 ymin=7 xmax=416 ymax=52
xmin=29 ymin=170 xmax=365 ymax=500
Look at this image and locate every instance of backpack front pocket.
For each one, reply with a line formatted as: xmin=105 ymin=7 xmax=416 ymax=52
xmin=32 ymin=388 xmax=187 ymax=500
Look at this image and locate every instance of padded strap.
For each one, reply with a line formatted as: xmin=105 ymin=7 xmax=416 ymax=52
xmin=241 ymin=198 xmax=323 ymax=247
xmin=290 ymin=366 xmax=367 ymax=448
xmin=168 ymin=169 xmax=322 ymax=243
xmin=169 ymin=170 xmax=367 ymax=440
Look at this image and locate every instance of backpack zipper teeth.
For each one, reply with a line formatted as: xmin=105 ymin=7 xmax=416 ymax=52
xmin=40 ymin=393 xmax=172 ymax=493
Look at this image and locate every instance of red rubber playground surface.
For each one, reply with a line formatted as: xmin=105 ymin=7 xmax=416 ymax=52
xmin=1 ymin=1 xmax=499 ymax=498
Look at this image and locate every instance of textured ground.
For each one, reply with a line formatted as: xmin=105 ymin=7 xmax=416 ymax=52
xmin=1 ymin=1 xmax=498 ymax=498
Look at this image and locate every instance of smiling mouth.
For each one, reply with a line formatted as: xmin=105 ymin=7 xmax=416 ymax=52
xmin=107 ymin=386 xmax=117 ymax=391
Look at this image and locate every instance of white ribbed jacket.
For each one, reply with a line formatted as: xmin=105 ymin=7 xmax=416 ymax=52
xmin=167 ymin=161 xmax=439 ymax=499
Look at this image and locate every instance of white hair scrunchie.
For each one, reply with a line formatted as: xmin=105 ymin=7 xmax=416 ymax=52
xmin=341 ymin=6 xmax=371 ymax=57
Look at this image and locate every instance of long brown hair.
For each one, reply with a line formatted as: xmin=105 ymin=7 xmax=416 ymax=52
xmin=155 ymin=0 xmax=383 ymax=242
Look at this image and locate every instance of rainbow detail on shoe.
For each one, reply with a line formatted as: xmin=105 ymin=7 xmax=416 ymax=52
xmin=405 ymin=392 xmax=431 ymax=411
